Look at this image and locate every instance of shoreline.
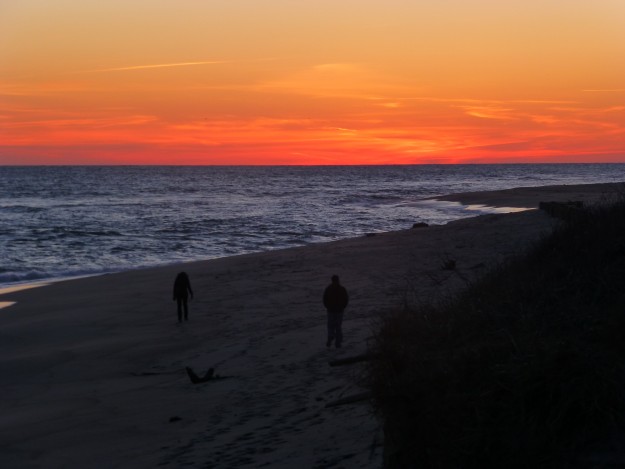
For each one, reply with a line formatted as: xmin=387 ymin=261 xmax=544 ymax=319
xmin=3 ymin=181 xmax=621 ymax=294
xmin=0 ymin=182 xmax=623 ymax=468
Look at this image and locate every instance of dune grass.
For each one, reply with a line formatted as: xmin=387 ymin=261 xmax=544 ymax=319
xmin=368 ymin=198 xmax=625 ymax=468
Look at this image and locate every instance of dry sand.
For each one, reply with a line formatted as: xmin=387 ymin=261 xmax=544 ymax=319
xmin=0 ymin=182 xmax=621 ymax=468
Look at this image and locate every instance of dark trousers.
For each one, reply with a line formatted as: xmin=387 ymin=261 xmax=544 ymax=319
xmin=176 ymin=297 xmax=188 ymax=321
xmin=327 ymin=311 xmax=344 ymax=347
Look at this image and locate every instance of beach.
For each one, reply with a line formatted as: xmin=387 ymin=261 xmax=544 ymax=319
xmin=0 ymin=182 xmax=621 ymax=469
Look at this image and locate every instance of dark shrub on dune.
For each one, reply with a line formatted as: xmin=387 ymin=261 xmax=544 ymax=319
xmin=368 ymin=197 xmax=625 ymax=468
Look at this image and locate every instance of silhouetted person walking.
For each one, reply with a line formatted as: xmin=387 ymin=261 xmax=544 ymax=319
xmin=323 ymin=274 xmax=349 ymax=348
xmin=173 ymin=272 xmax=193 ymax=322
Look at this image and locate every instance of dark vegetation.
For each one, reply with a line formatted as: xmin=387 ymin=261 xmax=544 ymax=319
xmin=368 ymin=197 xmax=625 ymax=468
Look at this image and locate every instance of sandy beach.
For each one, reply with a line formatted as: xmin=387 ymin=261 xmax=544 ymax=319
xmin=0 ymin=182 xmax=622 ymax=469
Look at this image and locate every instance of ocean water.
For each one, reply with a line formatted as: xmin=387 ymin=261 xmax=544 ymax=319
xmin=2 ymin=164 xmax=625 ymax=286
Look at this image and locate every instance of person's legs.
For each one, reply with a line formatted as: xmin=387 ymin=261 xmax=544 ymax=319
xmin=183 ymin=299 xmax=189 ymax=321
xmin=335 ymin=312 xmax=344 ymax=348
xmin=327 ymin=312 xmax=335 ymax=347
xmin=176 ymin=298 xmax=183 ymax=322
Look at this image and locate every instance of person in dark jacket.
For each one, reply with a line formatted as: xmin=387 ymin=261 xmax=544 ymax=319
xmin=173 ymin=272 xmax=193 ymax=322
xmin=323 ymin=274 xmax=349 ymax=348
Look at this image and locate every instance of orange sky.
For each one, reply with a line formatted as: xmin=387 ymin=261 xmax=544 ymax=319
xmin=1 ymin=0 xmax=624 ymax=164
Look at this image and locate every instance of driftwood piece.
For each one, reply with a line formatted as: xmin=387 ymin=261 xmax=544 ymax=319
xmin=325 ymin=391 xmax=373 ymax=408
xmin=186 ymin=366 xmax=216 ymax=384
xmin=328 ymin=353 xmax=380 ymax=367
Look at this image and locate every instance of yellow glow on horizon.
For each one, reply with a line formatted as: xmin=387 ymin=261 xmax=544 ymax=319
xmin=1 ymin=0 xmax=624 ymax=164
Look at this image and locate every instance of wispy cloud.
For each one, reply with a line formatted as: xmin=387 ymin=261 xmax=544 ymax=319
xmin=458 ymin=105 xmax=516 ymax=120
xmin=81 ymin=57 xmax=282 ymax=73
xmin=255 ymin=63 xmax=409 ymax=99
xmin=83 ymin=61 xmax=230 ymax=73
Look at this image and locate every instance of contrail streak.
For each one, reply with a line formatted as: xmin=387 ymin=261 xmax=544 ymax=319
xmin=87 ymin=61 xmax=230 ymax=72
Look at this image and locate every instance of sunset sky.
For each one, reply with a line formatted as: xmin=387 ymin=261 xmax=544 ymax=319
xmin=1 ymin=0 xmax=624 ymax=165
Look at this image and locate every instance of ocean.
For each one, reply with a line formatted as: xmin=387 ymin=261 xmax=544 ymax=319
xmin=2 ymin=164 xmax=625 ymax=287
